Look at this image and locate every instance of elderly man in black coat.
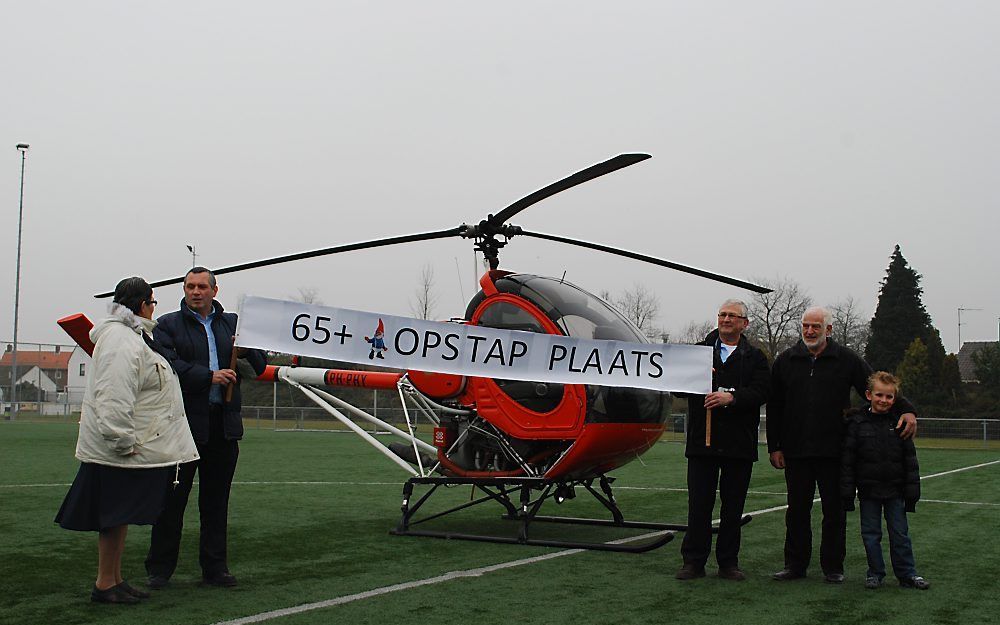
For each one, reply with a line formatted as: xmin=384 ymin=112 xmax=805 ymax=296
xmin=675 ymin=299 xmax=770 ymax=582
xmin=767 ymin=307 xmax=916 ymax=584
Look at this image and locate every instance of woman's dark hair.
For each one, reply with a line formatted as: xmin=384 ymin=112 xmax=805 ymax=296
xmin=112 ymin=277 xmax=153 ymax=314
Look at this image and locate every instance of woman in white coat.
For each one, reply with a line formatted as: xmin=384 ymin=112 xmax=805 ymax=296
xmin=55 ymin=277 xmax=199 ymax=604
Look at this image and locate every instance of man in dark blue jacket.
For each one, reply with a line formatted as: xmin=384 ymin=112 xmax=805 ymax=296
xmin=675 ymin=299 xmax=770 ymax=582
xmin=145 ymin=267 xmax=267 ymax=588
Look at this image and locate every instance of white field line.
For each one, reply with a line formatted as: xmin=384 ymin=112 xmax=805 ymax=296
xmin=0 ymin=480 xmax=405 ymax=489
xmin=922 ymin=499 xmax=1000 ymax=506
xmin=921 ymin=459 xmax=1000 ymax=479
xmin=207 ymin=457 xmax=1000 ymax=625
xmin=9 ymin=458 xmax=1000 ymax=493
xmin=617 ymin=486 xmax=789 ymax=496
xmin=0 ymin=483 xmax=72 ymax=488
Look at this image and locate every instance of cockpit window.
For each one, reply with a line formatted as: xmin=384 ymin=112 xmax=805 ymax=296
xmin=505 ymin=275 xmax=665 ymax=424
xmin=504 ymin=276 xmax=646 ymax=343
xmin=477 ymin=301 xmax=545 ymax=334
xmin=476 ymin=275 xmax=666 ymax=424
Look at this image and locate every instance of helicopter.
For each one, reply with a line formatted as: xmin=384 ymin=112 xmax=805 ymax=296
xmin=65 ymin=153 xmax=769 ymax=553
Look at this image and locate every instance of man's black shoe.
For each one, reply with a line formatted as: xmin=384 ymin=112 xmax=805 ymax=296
xmin=202 ymin=571 xmax=238 ymax=588
xmin=675 ymin=563 xmax=706 ymax=580
xmin=91 ymin=585 xmax=140 ymax=604
xmin=824 ymin=572 xmax=845 ymax=584
xmin=147 ymin=575 xmax=170 ymax=590
xmin=899 ymin=576 xmax=930 ymax=590
xmin=718 ymin=566 xmax=747 ymax=581
xmin=772 ymin=568 xmax=805 ymax=581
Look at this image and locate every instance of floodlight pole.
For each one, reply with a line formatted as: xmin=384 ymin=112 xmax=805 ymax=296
xmin=9 ymin=144 xmax=29 ymax=420
xmin=187 ymin=244 xmax=197 ymax=268
xmin=957 ymin=307 xmax=981 ymax=352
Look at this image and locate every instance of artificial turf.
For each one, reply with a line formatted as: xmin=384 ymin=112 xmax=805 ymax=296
xmin=1 ymin=422 xmax=998 ymax=625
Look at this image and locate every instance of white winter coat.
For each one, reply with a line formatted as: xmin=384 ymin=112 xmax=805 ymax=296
xmin=75 ymin=304 xmax=199 ymax=468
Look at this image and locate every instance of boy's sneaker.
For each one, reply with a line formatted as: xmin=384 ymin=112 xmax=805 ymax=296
xmin=864 ymin=576 xmax=883 ymax=589
xmin=899 ymin=576 xmax=930 ymax=590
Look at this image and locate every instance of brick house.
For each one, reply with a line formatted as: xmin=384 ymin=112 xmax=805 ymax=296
xmin=0 ymin=347 xmax=74 ymax=394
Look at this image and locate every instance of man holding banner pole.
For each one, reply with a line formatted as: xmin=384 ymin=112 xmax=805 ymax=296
xmin=145 ymin=267 xmax=267 ymax=589
xmin=675 ymin=299 xmax=770 ymax=581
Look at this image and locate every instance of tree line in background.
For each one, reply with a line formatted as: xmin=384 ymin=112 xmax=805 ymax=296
xmin=250 ymin=248 xmax=998 ymax=417
xmin=601 ymin=244 xmax=997 ymax=417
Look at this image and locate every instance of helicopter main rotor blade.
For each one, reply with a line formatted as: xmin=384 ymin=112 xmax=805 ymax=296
xmin=488 ymin=153 xmax=651 ymax=227
xmin=94 ymin=226 xmax=466 ymax=298
xmin=517 ymin=229 xmax=772 ymax=294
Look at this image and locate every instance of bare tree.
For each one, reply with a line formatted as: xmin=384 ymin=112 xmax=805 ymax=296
xmin=677 ymin=320 xmax=715 ymax=344
xmin=745 ymin=276 xmax=812 ymax=359
xmin=290 ymin=287 xmax=323 ymax=305
xmin=612 ymin=283 xmax=661 ymax=337
xmin=410 ymin=264 xmax=437 ymax=320
xmin=830 ymin=295 xmax=870 ymax=354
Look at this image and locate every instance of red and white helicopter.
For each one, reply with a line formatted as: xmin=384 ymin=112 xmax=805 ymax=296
xmin=62 ymin=154 xmax=768 ymax=552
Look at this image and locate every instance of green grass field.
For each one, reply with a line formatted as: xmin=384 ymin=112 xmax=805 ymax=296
xmin=2 ymin=422 xmax=998 ymax=625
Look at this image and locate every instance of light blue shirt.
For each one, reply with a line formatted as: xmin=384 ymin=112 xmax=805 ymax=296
xmin=191 ymin=305 xmax=223 ymax=405
xmin=718 ymin=341 xmax=735 ymax=364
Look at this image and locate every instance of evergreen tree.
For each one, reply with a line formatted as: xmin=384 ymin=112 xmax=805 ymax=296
xmin=896 ymin=338 xmax=933 ymax=405
xmin=865 ymin=245 xmax=946 ymax=381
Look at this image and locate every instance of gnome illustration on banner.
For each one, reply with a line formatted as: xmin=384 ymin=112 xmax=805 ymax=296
xmin=365 ymin=318 xmax=388 ymax=360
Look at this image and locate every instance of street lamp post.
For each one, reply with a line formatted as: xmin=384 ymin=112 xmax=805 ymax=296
xmin=186 ymin=244 xmax=197 ymax=268
xmin=9 ymin=143 xmax=29 ymax=420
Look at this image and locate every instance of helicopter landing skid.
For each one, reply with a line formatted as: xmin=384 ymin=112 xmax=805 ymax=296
xmin=391 ymin=475 xmax=687 ymax=553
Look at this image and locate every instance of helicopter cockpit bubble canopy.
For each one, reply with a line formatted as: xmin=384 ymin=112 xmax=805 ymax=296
xmin=467 ymin=273 xmax=666 ymax=427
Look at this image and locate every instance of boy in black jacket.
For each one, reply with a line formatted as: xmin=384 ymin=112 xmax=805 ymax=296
xmin=841 ymin=371 xmax=929 ymax=590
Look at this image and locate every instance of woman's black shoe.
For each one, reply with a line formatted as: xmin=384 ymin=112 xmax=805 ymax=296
xmin=91 ymin=584 xmax=140 ymax=604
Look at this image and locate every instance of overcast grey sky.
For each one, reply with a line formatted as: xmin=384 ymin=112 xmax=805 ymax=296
xmin=2 ymin=1 xmax=998 ymax=353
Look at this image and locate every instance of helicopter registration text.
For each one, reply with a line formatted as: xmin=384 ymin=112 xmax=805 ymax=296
xmin=236 ymin=296 xmax=711 ymax=394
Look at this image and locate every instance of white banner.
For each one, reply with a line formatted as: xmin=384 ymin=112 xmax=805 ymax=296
xmin=236 ymin=296 xmax=711 ymax=394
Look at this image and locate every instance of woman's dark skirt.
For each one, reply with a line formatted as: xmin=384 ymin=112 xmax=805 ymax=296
xmin=55 ymin=463 xmax=173 ymax=532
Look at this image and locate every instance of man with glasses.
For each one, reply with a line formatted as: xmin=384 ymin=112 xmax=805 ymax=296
xmin=144 ymin=267 xmax=267 ymax=589
xmin=675 ymin=299 xmax=770 ymax=581
xmin=767 ymin=306 xmax=917 ymax=583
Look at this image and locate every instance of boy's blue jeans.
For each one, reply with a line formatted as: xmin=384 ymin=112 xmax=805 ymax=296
xmin=859 ymin=497 xmax=917 ymax=580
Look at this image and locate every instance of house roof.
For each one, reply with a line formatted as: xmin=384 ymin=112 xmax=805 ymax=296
xmin=0 ymin=350 xmax=73 ymax=369
xmin=957 ymin=341 xmax=998 ymax=382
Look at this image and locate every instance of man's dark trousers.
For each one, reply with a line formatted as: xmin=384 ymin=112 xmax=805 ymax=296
xmin=681 ymin=456 xmax=753 ymax=568
xmin=782 ymin=457 xmax=845 ymax=575
xmin=146 ymin=406 xmax=239 ymax=578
